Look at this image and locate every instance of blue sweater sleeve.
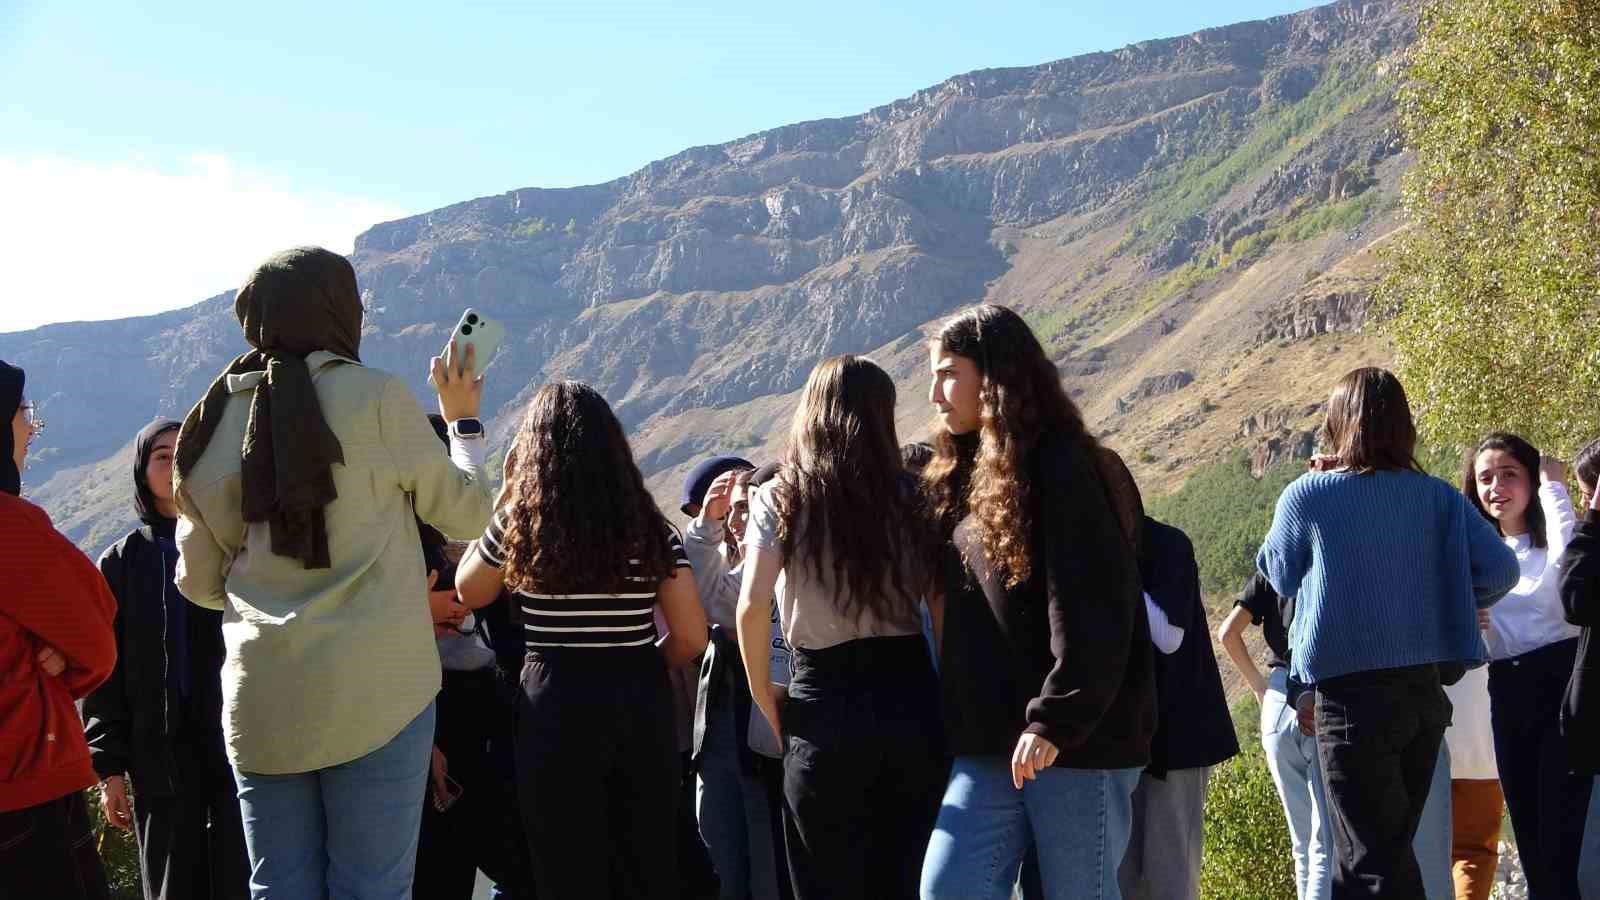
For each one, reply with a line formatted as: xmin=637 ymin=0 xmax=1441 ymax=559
xmin=1258 ymin=478 xmax=1311 ymax=600
xmin=1459 ymin=491 xmax=1519 ymax=608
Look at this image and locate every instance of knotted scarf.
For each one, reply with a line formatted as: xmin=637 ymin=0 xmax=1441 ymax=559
xmin=173 ymin=247 xmax=362 ymax=569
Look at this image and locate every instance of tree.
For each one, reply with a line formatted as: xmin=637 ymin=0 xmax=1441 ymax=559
xmin=1379 ymin=0 xmax=1600 ymax=456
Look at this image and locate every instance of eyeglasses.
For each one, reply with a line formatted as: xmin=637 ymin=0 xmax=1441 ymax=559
xmin=19 ymin=402 xmax=43 ymax=432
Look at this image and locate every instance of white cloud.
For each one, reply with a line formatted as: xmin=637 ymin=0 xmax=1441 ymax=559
xmin=0 ymin=153 xmax=409 ymax=333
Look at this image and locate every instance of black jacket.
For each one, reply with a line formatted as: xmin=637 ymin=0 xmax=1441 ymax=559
xmin=1559 ymin=510 xmax=1600 ymax=774
xmin=939 ymin=432 xmax=1156 ymax=769
xmin=1141 ymin=517 xmax=1238 ymax=776
xmin=81 ymin=524 xmax=227 ymax=795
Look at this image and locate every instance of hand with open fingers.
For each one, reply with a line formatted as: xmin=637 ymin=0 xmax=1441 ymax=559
xmin=100 ymin=775 xmax=133 ymax=832
xmin=430 ymin=340 xmax=484 ymax=422
xmin=1011 ymin=732 xmax=1059 ymax=789
xmin=699 ymin=470 xmax=740 ymax=524
xmin=36 ymin=644 xmax=66 ymax=677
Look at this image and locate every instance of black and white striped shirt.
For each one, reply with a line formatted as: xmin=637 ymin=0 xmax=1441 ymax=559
xmin=476 ymin=511 xmax=691 ymax=650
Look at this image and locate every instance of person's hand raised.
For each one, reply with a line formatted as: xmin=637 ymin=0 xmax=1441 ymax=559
xmin=430 ymin=341 xmax=483 ymax=423
xmin=1540 ymin=454 xmax=1569 ymax=486
xmin=698 ymin=470 xmax=740 ymax=525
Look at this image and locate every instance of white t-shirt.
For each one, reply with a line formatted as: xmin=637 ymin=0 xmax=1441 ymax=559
xmin=1443 ymin=665 xmax=1498 ymax=779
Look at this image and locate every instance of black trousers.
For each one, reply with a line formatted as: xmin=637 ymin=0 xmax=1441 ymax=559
xmin=1314 ymin=663 xmax=1450 ymax=900
xmin=781 ymin=635 xmax=948 ymax=900
xmin=1490 ymin=638 xmax=1592 ymax=900
xmin=0 ymin=791 xmax=109 ymax=900
xmin=133 ymin=727 xmax=248 ymax=900
xmin=515 ymin=647 xmax=679 ymax=900
xmin=417 ymin=667 xmax=537 ymax=900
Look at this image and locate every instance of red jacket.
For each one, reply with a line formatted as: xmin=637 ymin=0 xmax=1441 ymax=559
xmin=0 ymin=492 xmax=117 ymax=812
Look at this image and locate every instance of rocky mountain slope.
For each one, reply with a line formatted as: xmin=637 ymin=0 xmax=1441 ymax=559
xmin=2 ymin=0 xmax=1410 ymax=555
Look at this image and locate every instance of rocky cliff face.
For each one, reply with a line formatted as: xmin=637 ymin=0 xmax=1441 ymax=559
xmin=0 ymin=0 xmax=1413 ymax=553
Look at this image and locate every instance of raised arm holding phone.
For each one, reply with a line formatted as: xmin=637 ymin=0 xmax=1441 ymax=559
xmin=171 ymin=248 xmax=495 ymax=900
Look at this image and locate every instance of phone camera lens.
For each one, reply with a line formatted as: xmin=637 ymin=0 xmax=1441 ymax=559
xmin=466 ymin=314 xmax=479 ymax=325
xmin=460 ymin=324 xmax=474 ymax=336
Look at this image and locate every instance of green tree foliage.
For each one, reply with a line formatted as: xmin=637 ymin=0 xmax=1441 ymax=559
xmin=1379 ymin=0 xmax=1600 ymax=455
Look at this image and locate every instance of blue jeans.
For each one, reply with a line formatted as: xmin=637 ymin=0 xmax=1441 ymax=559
xmin=233 ymin=701 xmax=435 ymax=900
xmin=1261 ymin=672 xmax=1333 ymax=900
xmin=1415 ymin=740 xmax=1453 ymax=900
xmin=920 ymin=756 xmax=1141 ymax=900
xmin=696 ymin=692 xmax=782 ymax=900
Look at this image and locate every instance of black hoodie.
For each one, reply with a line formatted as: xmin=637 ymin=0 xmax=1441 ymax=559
xmin=82 ymin=419 xmax=230 ymax=794
xmin=0 ymin=360 xmax=24 ymax=497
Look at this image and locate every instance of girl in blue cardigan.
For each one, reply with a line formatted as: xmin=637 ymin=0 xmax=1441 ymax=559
xmin=1257 ymin=367 xmax=1518 ymax=899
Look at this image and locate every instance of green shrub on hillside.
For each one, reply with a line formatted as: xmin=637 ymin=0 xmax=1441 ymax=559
xmin=1201 ymin=743 xmax=1298 ymax=900
xmin=1145 ymin=451 xmax=1303 ymax=598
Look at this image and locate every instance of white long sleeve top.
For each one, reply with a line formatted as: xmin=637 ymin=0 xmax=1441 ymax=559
xmin=1484 ymin=480 xmax=1580 ymax=661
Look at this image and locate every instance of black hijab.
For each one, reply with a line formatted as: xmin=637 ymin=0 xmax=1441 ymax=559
xmin=0 ymin=360 xmax=23 ymax=497
xmin=134 ymin=419 xmax=183 ymax=527
xmin=174 ymin=247 xmax=363 ymax=569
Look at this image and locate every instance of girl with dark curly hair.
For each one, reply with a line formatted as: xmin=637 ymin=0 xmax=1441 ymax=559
xmin=734 ymin=354 xmax=946 ymax=900
xmin=917 ymin=304 xmax=1154 ymax=900
xmin=456 ymin=381 xmax=708 ymax=900
xmin=1462 ymin=432 xmax=1590 ymax=898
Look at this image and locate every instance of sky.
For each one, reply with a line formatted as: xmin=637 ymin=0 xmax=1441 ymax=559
xmin=0 ymin=0 xmax=1325 ymax=333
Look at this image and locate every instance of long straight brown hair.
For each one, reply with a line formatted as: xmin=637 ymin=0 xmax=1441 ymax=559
xmin=769 ymin=355 xmax=934 ymax=619
xmin=1321 ymin=367 xmax=1423 ymax=474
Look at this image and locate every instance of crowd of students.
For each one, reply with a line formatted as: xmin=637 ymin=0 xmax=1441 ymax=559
xmin=0 ymin=245 xmax=1596 ymax=900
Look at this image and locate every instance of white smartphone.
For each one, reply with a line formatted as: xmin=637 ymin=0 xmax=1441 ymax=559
xmin=429 ymin=308 xmax=506 ymax=387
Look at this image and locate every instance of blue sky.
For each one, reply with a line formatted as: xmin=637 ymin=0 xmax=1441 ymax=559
xmin=1 ymin=0 xmax=1324 ymax=332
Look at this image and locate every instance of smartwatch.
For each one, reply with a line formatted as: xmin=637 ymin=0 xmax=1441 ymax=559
xmin=449 ymin=417 xmax=484 ymax=439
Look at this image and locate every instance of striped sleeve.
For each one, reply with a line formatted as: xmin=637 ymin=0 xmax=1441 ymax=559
xmin=478 ymin=510 xmax=509 ymax=568
xmin=667 ymin=525 xmax=692 ymax=569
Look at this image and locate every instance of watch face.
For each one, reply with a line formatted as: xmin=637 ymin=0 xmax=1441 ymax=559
xmin=454 ymin=419 xmax=483 ymax=436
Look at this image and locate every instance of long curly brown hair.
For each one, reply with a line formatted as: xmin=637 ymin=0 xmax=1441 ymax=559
xmin=496 ymin=381 xmax=675 ymax=594
xmin=770 ymin=355 xmax=935 ymax=620
xmin=922 ymin=304 xmax=1102 ymax=588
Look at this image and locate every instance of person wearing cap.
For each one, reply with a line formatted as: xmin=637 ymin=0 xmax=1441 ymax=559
xmin=682 ymin=456 xmax=754 ymax=520
xmin=683 ymin=456 xmax=794 ymax=900
xmin=0 ymin=359 xmax=119 ymax=900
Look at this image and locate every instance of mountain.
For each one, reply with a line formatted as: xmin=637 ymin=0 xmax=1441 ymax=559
xmin=1 ymin=0 xmax=1412 ymax=557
